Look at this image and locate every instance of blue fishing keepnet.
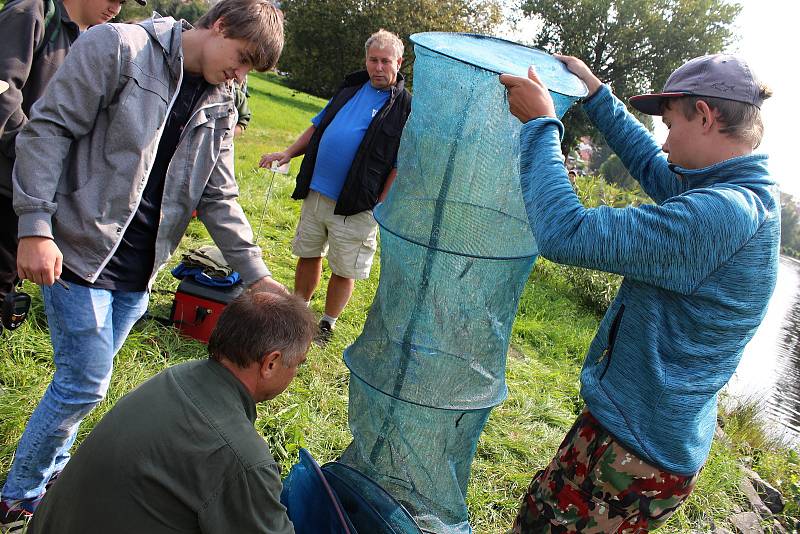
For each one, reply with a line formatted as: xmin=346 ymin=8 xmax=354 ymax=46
xmin=285 ymin=33 xmax=586 ymax=534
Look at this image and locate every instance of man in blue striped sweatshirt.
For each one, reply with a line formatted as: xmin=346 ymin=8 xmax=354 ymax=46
xmin=500 ymin=54 xmax=778 ymax=532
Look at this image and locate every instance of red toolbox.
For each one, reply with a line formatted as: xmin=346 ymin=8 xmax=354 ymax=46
xmin=170 ymin=278 xmax=244 ymax=343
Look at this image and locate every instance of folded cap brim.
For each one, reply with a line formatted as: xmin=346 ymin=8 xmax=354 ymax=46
xmin=629 ymin=92 xmax=689 ymax=116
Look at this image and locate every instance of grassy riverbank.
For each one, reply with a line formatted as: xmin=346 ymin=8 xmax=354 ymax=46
xmin=1 ymin=72 xmax=797 ymax=532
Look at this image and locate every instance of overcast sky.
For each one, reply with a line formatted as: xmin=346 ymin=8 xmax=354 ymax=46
xmin=725 ymin=0 xmax=798 ymax=198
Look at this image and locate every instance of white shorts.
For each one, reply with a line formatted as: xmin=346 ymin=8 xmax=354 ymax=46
xmin=292 ymin=190 xmax=379 ymax=280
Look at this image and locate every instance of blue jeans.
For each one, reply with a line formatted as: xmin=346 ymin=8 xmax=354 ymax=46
xmin=1 ymin=283 xmax=148 ymax=503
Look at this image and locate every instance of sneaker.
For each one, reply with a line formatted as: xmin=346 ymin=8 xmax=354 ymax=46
xmin=0 ymin=499 xmax=36 ymax=533
xmin=314 ymin=319 xmax=334 ymax=347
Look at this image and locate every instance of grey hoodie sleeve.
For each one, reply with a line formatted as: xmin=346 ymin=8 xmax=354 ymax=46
xmin=197 ymin=130 xmax=271 ymax=284
xmin=0 ymin=0 xmax=45 ymax=160
xmin=13 ymin=24 xmax=123 ymax=239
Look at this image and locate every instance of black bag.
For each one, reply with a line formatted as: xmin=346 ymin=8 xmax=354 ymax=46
xmin=1 ymin=280 xmax=30 ymax=334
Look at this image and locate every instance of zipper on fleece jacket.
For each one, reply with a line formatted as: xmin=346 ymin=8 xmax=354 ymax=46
xmin=597 ymin=303 xmax=625 ymax=380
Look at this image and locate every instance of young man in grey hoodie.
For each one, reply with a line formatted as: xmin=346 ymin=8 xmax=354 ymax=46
xmin=2 ymin=0 xmax=285 ymax=529
xmin=0 ymin=0 xmax=140 ymax=304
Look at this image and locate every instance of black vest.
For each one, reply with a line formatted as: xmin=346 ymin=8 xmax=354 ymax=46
xmin=292 ymin=70 xmax=412 ymax=216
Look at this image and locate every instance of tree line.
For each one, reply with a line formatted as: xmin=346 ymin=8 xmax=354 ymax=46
xmin=119 ymin=0 xmax=740 ymax=105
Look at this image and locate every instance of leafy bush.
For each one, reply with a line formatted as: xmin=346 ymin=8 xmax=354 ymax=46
xmin=573 ymin=173 xmax=649 ymax=208
xmin=758 ymin=448 xmax=800 ymax=524
xmin=118 ymin=0 xmax=209 ymax=23
xmin=554 ymin=265 xmax=621 ymax=314
xmin=599 ymin=153 xmax=637 ymax=190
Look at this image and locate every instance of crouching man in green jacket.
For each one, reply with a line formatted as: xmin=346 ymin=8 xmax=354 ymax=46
xmin=29 ymin=289 xmax=316 ymax=533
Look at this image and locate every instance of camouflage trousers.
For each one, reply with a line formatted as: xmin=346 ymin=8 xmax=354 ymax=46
xmin=511 ymin=410 xmax=699 ymax=534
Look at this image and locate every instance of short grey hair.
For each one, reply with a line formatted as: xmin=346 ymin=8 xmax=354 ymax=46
xmin=364 ymin=29 xmax=404 ymax=59
xmin=208 ymin=289 xmax=316 ymax=368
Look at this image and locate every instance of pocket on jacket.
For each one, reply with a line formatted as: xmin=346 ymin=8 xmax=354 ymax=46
xmin=381 ymin=119 xmax=403 ymax=137
xmin=179 ymin=117 xmax=231 ymax=194
xmin=372 ymin=120 xmax=403 ymax=163
xmin=128 ymin=69 xmax=169 ymax=104
xmin=598 ymin=304 xmax=625 ymax=380
xmin=107 ymin=73 xmax=168 ymax=151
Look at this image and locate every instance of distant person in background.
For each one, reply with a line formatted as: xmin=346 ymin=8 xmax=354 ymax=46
xmin=259 ymin=28 xmax=411 ymax=345
xmin=234 ymin=77 xmax=251 ymax=137
xmin=0 ymin=0 xmax=141 ymax=308
xmin=501 ymin=54 xmax=777 ymax=532
xmin=28 ymin=288 xmax=316 ymax=534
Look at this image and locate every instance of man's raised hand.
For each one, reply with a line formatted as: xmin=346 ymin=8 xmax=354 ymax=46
xmin=553 ymin=54 xmax=602 ymax=97
xmin=499 ymin=65 xmax=556 ymax=123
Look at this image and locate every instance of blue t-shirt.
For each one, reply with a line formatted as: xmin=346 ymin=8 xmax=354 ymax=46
xmin=309 ymin=82 xmax=390 ymax=201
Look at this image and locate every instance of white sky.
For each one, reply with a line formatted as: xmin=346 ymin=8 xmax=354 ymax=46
xmin=723 ymin=0 xmax=799 ymax=198
xmin=499 ymin=0 xmax=799 ymax=198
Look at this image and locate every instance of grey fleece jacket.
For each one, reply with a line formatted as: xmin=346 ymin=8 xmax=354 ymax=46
xmin=0 ymin=0 xmax=79 ymax=197
xmin=12 ymin=17 xmax=271 ymax=286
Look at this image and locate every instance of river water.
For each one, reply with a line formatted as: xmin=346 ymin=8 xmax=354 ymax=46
xmin=726 ymin=255 xmax=800 ymax=446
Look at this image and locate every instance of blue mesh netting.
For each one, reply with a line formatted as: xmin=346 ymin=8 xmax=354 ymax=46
xmin=281 ymin=449 xmax=355 ymax=533
xmin=321 ymin=461 xmax=422 ymax=533
xmin=284 ymin=33 xmax=586 ymax=534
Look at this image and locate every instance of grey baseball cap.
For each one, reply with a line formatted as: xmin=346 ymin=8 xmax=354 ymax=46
xmin=629 ymin=54 xmax=763 ymax=116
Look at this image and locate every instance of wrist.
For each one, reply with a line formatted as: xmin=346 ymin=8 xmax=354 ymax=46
xmin=585 ymin=77 xmax=603 ymax=97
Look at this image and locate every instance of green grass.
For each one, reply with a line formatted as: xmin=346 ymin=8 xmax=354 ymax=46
xmin=1 ymin=72 xmax=796 ymax=532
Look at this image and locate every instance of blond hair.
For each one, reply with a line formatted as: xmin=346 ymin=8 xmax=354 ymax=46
xmin=364 ymin=29 xmax=404 ymax=59
xmin=196 ymin=0 xmax=284 ymax=71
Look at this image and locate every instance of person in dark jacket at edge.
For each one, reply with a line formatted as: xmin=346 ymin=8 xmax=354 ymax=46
xmin=259 ymin=28 xmax=412 ymax=345
xmin=0 ymin=0 xmax=143 ymax=306
xmin=500 ymin=54 xmax=778 ymax=533
xmin=27 ymin=289 xmax=316 ymax=534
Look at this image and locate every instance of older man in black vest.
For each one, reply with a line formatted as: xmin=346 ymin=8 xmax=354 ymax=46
xmin=260 ymin=29 xmax=412 ymax=344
